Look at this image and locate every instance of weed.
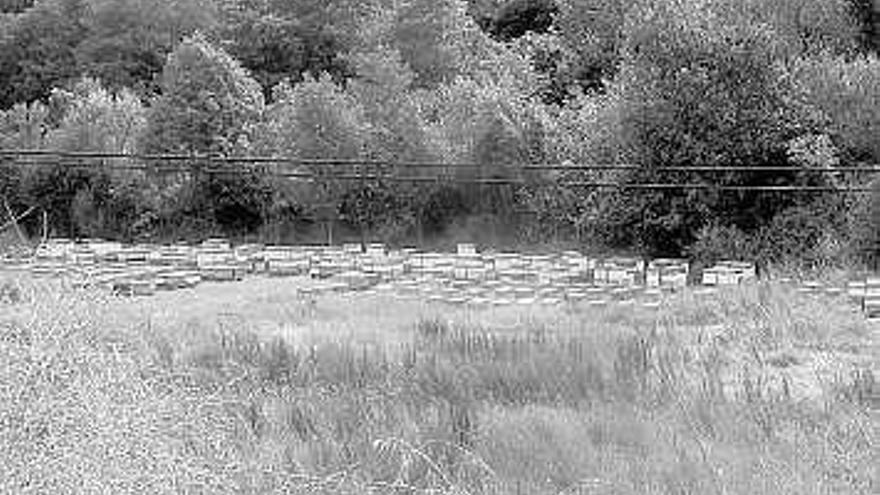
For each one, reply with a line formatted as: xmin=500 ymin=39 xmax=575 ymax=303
xmin=0 ymin=280 xmax=876 ymax=494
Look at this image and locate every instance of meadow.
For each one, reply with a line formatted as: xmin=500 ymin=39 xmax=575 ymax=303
xmin=0 ymin=275 xmax=877 ymax=494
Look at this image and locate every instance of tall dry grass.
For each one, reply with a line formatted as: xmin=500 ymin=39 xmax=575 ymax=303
xmin=0 ymin=280 xmax=876 ymax=494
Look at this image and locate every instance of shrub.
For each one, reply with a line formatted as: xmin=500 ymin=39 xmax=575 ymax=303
xmin=413 ymin=183 xmax=471 ymax=236
xmin=687 ymin=223 xmax=757 ymax=266
xmin=753 ymin=194 xmax=853 ymax=270
xmin=337 ymin=180 xmax=412 ymax=242
xmin=141 ymin=31 xmax=264 ymax=156
xmin=22 ymin=163 xmax=97 ymax=238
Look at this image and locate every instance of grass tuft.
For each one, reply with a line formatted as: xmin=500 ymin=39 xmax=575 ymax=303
xmin=0 ymin=280 xmax=876 ymax=494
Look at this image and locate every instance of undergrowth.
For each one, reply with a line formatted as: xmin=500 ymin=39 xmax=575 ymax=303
xmin=0 ymin=281 xmax=876 ymax=494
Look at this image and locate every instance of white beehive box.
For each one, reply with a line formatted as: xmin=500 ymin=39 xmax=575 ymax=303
xmin=457 ymin=243 xmax=477 ymax=256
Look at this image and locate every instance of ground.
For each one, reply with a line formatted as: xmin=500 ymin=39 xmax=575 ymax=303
xmin=1 ymin=272 xmax=877 ymax=494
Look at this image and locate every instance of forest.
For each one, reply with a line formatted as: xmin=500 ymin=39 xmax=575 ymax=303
xmin=0 ymin=0 xmax=879 ymax=265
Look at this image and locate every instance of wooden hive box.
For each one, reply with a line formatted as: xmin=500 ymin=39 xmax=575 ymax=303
xmin=646 ymin=258 xmax=689 ymax=287
xmin=113 ymin=278 xmax=156 ymax=297
xmin=196 ymin=248 xmax=233 ymax=267
xmin=847 ymin=280 xmax=867 ymax=309
xmin=201 ymin=238 xmax=232 ymax=250
xmin=863 ymin=276 xmax=880 ymax=317
xmin=268 ymin=257 xmax=309 ymax=277
xmin=457 ymin=243 xmax=477 ymax=256
xmin=199 ymin=264 xmax=243 ymax=282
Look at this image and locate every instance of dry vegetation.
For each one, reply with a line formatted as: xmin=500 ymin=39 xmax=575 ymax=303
xmin=0 ymin=277 xmax=877 ymax=494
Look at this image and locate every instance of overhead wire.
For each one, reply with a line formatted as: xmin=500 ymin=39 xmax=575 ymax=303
xmin=0 ymin=149 xmax=876 ymax=192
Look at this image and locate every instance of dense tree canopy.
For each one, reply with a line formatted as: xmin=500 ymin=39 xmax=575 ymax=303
xmin=76 ymin=0 xmax=220 ymax=97
xmin=0 ymin=0 xmax=88 ymax=109
xmin=141 ymin=32 xmax=264 ymax=156
xmin=0 ymin=0 xmax=33 ymax=12
xmin=0 ymin=0 xmax=877 ymax=259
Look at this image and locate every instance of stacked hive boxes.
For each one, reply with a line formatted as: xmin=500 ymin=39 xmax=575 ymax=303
xmin=265 ymin=246 xmax=309 ymax=276
xmin=196 ymin=240 xmax=242 ymax=281
xmin=593 ymin=257 xmax=645 ymax=286
xmin=847 ymin=279 xmax=868 ymax=310
xmin=862 ymin=276 xmax=880 ymax=318
xmin=701 ymin=261 xmax=757 ymax=286
xmin=23 ymin=237 xmax=880 ymax=316
xmin=646 ymin=258 xmax=689 ymax=289
xmin=342 ymin=244 xmax=382 ymax=289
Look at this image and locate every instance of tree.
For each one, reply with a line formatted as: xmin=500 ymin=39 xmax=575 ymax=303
xmin=141 ymin=32 xmax=264 ymax=157
xmin=553 ymin=0 xmax=629 ymax=94
xmin=346 ymin=42 xmax=443 ymax=165
xmin=260 ymin=75 xmax=372 ymax=161
xmin=713 ymin=0 xmax=863 ymax=57
xmin=420 ymin=74 xmax=550 ymax=221
xmin=258 ymin=74 xmax=374 ymax=206
xmin=47 ymin=77 xmax=146 ymax=157
xmin=75 ymin=0 xmax=220 ymax=97
xmin=0 ymin=100 xmax=50 ymax=149
xmin=141 ymin=32 xmax=269 ymax=236
xmin=0 ymin=0 xmax=88 ymax=109
xmin=585 ymin=0 xmax=825 ymax=254
xmin=0 ymin=0 xmax=33 ymax=13
xmin=487 ymin=0 xmax=557 ymax=41
xmin=218 ymin=0 xmax=353 ymax=99
xmin=791 ymin=52 xmax=880 ymax=164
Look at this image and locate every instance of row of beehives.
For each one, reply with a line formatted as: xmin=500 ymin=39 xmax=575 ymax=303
xmin=3 ymin=239 xmax=761 ymax=300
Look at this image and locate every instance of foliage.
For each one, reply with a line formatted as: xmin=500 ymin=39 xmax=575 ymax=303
xmin=486 ymin=0 xmax=557 ymax=41
xmin=0 ymin=161 xmax=25 ymax=219
xmin=47 ymin=77 xmax=146 ymax=157
xmin=686 ymin=222 xmax=757 ymax=266
xmin=848 ymin=0 xmax=880 ymax=53
xmin=68 ymin=172 xmax=154 ymax=239
xmin=753 ymin=195 xmax=854 ymax=269
xmin=346 ymin=45 xmax=442 ymax=164
xmin=579 ymin=0 xmax=831 ymax=254
xmin=713 ymin=0 xmax=864 ymax=58
xmin=75 ymin=0 xmax=220 ymax=97
xmin=0 ymin=100 xmax=50 ymax=149
xmin=337 ymin=179 xmax=411 ymax=240
xmin=258 ymin=74 xmax=374 ymax=207
xmin=191 ymin=168 xmax=275 ymax=236
xmin=382 ymin=0 xmax=476 ymax=88
xmin=218 ymin=0 xmax=352 ymax=99
xmin=21 ymin=163 xmax=99 ymax=237
xmin=412 ymin=183 xmax=472 ymax=236
xmin=138 ymin=33 xmax=269 ymax=237
xmin=141 ymin=31 xmax=264 ymax=157
xmin=790 ymin=52 xmax=880 ymax=163
xmin=515 ymin=176 xmax=588 ymax=243
xmin=0 ymin=0 xmax=88 ymax=110
xmin=0 ymin=0 xmax=32 ymax=13
xmin=0 ymin=0 xmax=875 ymax=257
xmin=261 ymin=75 xmax=372 ymax=161
xmin=553 ymin=0 xmax=630 ymax=94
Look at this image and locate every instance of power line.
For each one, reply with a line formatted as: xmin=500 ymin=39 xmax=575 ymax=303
xmin=0 ymin=150 xmax=875 ymax=192
xmin=2 ymin=148 xmax=879 ymax=173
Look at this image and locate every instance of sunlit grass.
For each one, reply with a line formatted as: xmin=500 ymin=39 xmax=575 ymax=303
xmin=0 ymin=279 xmax=876 ymax=494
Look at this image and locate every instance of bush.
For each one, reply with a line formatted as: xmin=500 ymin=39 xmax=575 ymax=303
xmin=22 ymin=163 xmax=97 ymax=238
xmin=21 ymin=163 xmax=154 ymax=240
xmin=337 ymin=180 xmax=413 ymax=243
xmin=753 ymin=195 xmax=854 ymax=270
xmin=686 ymin=223 xmax=757 ymax=266
xmin=199 ymin=169 xmax=274 ymax=236
xmin=141 ymin=167 xmax=276 ymax=241
xmin=413 ymin=183 xmax=471 ymax=236
xmin=514 ymin=177 xmax=588 ymax=244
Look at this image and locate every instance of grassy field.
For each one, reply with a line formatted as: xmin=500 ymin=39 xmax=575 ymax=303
xmin=0 ymin=275 xmax=877 ymax=494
